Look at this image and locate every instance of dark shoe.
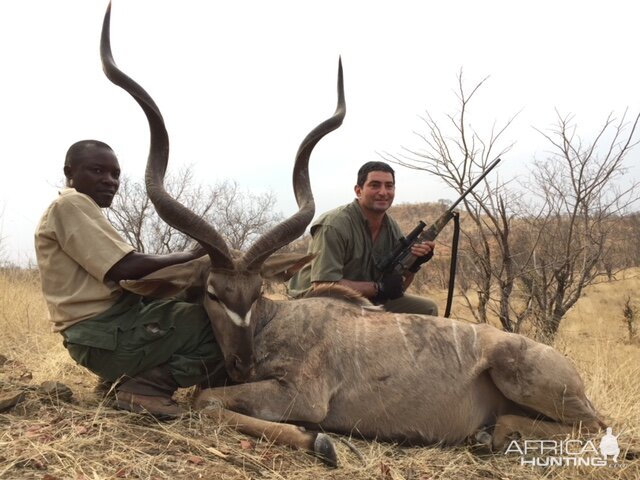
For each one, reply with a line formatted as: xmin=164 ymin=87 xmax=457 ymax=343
xmin=94 ymin=378 xmax=116 ymax=398
xmin=115 ymin=391 xmax=184 ymax=418
xmin=117 ymin=365 xmax=179 ymax=397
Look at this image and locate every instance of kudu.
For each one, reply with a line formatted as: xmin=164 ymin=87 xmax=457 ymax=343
xmin=101 ymin=3 xmax=605 ymax=467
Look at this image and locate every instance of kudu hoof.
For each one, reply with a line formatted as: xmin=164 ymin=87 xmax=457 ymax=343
xmin=474 ymin=430 xmax=493 ymax=447
xmin=313 ymin=433 xmax=338 ymax=468
xmin=466 ymin=429 xmax=493 ymax=456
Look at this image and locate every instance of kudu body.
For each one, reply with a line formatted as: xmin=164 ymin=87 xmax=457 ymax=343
xmin=101 ymin=3 xmax=604 ymax=466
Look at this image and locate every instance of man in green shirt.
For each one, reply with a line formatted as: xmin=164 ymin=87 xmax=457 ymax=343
xmin=288 ymin=161 xmax=438 ymax=315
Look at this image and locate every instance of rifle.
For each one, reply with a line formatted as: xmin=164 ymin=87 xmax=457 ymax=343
xmin=376 ymin=157 xmax=502 ymax=277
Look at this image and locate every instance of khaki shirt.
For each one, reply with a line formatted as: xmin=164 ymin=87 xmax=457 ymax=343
xmin=35 ymin=188 xmax=135 ymax=332
xmin=288 ymin=199 xmax=403 ymax=297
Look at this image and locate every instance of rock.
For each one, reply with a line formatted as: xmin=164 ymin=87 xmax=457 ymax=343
xmin=0 ymin=390 xmax=25 ymax=411
xmin=39 ymin=381 xmax=74 ymax=402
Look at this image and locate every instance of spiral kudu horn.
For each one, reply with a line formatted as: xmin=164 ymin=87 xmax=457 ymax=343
xmin=100 ymin=2 xmax=234 ymax=269
xmin=243 ymin=59 xmax=346 ymax=270
xmin=100 ymin=3 xmax=345 ymax=270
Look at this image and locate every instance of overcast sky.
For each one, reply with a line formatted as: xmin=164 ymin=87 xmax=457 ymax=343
xmin=1 ymin=0 xmax=638 ymax=265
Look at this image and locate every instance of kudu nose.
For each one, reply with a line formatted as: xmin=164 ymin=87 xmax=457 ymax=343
xmin=228 ymin=355 xmax=255 ymax=382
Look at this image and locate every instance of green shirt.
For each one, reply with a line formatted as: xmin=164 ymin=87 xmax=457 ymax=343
xmin=288 ymin=199 xmax=403 ymax=297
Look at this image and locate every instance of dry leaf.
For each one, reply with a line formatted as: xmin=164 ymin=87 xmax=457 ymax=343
xmin=187 ymin=455 xmax=205 ymax=465
xmin=115 ymin=467 xmax=129 ymax=478
xmin=240 ymin=440 xmax=254 ymax=450
xmin=30 ymin=459 xmax=47 ymax=470
xmin=379 ymin=461 xmax=392 ymax=479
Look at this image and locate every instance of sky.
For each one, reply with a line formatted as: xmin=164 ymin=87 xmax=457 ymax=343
xmin=1 ymin=0 xmax=638 ymax=266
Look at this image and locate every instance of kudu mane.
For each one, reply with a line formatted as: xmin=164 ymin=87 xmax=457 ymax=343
xmin=304 ymin=283 xmax=377 ymax=308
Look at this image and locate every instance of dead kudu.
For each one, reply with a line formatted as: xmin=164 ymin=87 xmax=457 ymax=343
xmin=101 ymin=3 xmax=605 ymax=467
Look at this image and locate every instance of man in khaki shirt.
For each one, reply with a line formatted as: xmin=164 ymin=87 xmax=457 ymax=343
xmin=35 ymin=139 xmax=223 ymax=417
xmin=289 ymin=161 xmax=438 ymax=315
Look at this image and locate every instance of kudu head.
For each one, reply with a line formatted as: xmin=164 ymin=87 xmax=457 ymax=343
xmin=100 ymin=3 xmax=345 ymax=381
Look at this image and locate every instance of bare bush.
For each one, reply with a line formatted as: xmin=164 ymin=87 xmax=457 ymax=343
xmin=520 ymin=110 xmax=640 ymax=338
xmin=207 ymin=181 xmax=283 ymax=251
xmin=385 ymin=72 xmax=529 ymax=332
xmin=386 ymin=73 xmax=639 ymax=340
xmin=107 ymin=166 xmax=283 ymax=254
xmin=622 ymin=296 xmax=638 ymax=342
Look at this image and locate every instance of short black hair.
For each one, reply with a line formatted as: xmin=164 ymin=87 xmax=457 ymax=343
xmin=65 ymin=140 xmax=114 ymax=168
xmin=356 ymin=161 xmax=395 ymax=187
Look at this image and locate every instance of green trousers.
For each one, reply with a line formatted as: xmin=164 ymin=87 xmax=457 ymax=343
xmin=62 ymin=293 xmax=224 ymax=388
xmin=384 ymin=293 xmax=439 ymax=316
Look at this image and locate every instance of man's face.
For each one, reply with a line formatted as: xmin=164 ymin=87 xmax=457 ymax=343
xmin=355 ymin=170 xmax=395 ymax=214
xmin=65 ymin=146 xmax=121 ymax=208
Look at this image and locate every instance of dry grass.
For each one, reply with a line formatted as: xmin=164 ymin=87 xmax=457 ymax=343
xmin=1 ymin=269 xmax=639 ymax=479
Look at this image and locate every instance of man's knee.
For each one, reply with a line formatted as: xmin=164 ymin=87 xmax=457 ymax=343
xmin=413 ymin=297 xmax=438 ymax=316
xmin=425 ymin=299 xmax=438 ymax=316
xmin=384 ymin=294 xmax=438 ymax=316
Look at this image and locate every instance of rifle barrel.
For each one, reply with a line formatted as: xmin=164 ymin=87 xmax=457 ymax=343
xmin=448 ymin=157 xmax=501 ymax=211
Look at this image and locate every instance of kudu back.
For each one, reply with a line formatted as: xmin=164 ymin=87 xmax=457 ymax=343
xmin=101 ymin=3 xmax=604 ymax=467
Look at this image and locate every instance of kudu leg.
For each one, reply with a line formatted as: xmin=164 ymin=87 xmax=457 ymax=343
xmin=194 ymin=379 xmax=330 ymax=423
xmin=194 ymin=380 xmax=336 ymax=466
xmin=200 ymin=407 xmax=337 ymax=467
xmin=491 ymin=414 xmax=603 ymax=451
xmin=487 ymin=337 xmax=604 ymax=426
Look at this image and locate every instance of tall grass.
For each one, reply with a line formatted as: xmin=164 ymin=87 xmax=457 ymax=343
xmin=0 ymin=269 xmax=638 ymax=479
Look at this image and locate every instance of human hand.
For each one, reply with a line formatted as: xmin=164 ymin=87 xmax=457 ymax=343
xmin=409 ymin=241 xmax=435 ymax=272
xmin=411 ymin=240 xmax=434 ymax=257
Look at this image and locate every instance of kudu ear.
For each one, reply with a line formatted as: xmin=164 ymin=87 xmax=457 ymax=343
xmin=120 ymin=255 xmax=210 ymax=300
xmin=260 ymin=253 xmax=315 ymax=282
